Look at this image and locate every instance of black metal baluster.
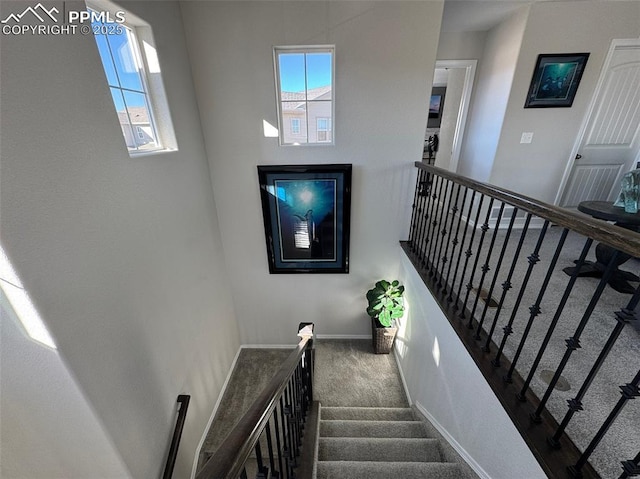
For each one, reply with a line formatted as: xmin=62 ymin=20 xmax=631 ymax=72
xmin=468 ymin=201 xmax=504 ymax=331
xmin=440 ymin=183 xmax=464 ymax=293
xmin=274 ymin=402 xmax=286 ymax=479
xmin=279 ymin=395 xmax=292 ymax=479
xmin=429 ymin=178 xmax=452 ymax=278
xmin=532 ymin=250 xmax=622 ymax=422
xmin=255 ymin=439 xmax=267 ymax=478
xmin=549 ymin=285 xmax=640 ymax=447
xmin=418 ymin=173 xmax=438 ymax=267
xmin=265 ymin=422 xmax=279 ymax=479
xmin=569 ymin=369 xmax=640 ymax=478
xmin=240 ymin=468 xmax=248 ymax=479
xmin=620 ymin=451 xmax=640 ymax=479
xmin=475 ymin=205 xmax=517 ymax=341
xmin=454 ymin=194 xmax=485 ymax=312
xmin=461 ymin=197 xmax=494 ymax=321
xmin=411 ymin=169 xmax=429 ymax=254
xmin=505 ymin=227 xmax=570 ymax=383
xmin=286 ymin=380 xmax=299 ymax=458
xmin=518 ymin=236 xmax=594 ymax=399
xmin=434 ymin=179 xmax=456 ymax=287
xmin=425 ymin=175 xmax=445 ymax=273
xmin=494 ymin=220 xmax=549 ymax=370
xmin=408 ymin=169 xmax=424 ymax=246
xmin=485 ymin=213 xmax=532 ymax=355
xmin=444 ymin=186 xmax=471 ymax=299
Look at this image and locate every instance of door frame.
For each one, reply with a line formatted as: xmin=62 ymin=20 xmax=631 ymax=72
xmin=434 ymin=59 xmax=477 ymax=173
xmin=554 ymin=38 xmax=640 ymax=205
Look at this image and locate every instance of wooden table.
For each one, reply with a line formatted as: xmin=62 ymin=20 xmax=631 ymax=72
xmin=563 ymin=200 xmax=640 ymax=294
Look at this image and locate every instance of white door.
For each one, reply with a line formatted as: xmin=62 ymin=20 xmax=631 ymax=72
xmin=559 ymin=40 xmax=640 ymax=208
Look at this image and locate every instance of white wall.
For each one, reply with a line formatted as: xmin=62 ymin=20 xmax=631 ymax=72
xmin=437 ymin=31 xmax=487 ymax=61
xmin=489 ymin=0 xmax=640 ymax=203
xmin=181 ymin=1 xmax=443 ymax=343
xmin=457 ymin=6 xmax=530 ymax=182
xmin=1 ymin=292 xmax=130 ymax=479
xmin=0 ymin=2 xmax=240 ymax=478
xmin=395 ymin=250 xmax=547 ymax=479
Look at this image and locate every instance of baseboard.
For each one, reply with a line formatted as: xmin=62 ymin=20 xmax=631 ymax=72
xmin=393 ymin=348 xmax=413 ymax=406
xmin=414 ymin=401 xmax=491 ymax=479
xmin=191 ymin=346 xmax=243 ymax=478
xmin=315 ymin=334 xmax=370 ymax=339
xmin=240 ymin=344 xmax=297 ymax=349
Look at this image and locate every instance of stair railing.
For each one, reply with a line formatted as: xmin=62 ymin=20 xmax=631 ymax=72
xmin=403 ymin=162 xmax=640 ymax=479
xmin=196 ymin=323 xmax=314 ymax=479
xmin=163 ymin=394 xmax=191 ymax=479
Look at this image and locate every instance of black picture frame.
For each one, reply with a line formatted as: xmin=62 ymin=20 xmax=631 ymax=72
xmin=524 ymin=53 xmax=589 ymax=108
xmin=257 ymin=164 xmax=352 ymax=273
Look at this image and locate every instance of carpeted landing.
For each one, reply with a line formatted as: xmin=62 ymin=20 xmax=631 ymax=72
xmin=198 ymin=339 xmax=477 ymax=479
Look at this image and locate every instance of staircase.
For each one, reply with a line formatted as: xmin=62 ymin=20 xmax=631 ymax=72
xmin=315 ymin=406 xmax=464 ymax=479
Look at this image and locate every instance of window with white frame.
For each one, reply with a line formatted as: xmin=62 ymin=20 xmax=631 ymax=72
xmin=316 ymin=117 xmax=331 ymax=142
xmin=291 ymin=118 xmax=301 ymax=135
xmin=90 ymin=4 xmax=176 ymax=155
xmin=274 ymin=46 xmax=334 ymax=146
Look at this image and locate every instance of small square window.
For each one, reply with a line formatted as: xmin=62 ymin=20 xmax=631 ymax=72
xmin=274 ymin=46 xmax=334 ymax=146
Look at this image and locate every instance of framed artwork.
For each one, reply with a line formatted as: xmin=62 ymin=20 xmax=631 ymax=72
xmin=524 ymin=53 xmax=589 ymax=108
xmin=429 ymin=94 xmax=442 ymax=118
xmin=257 ymin=164 xmax=352 ymax=273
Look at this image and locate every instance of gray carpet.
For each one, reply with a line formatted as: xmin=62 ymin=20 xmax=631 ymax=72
xmin=313 ymin=338 xmax=408 ymax=407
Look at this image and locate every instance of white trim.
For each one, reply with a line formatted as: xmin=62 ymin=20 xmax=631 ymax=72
xmin=434 ymin=60 xmax=477 ymax=173
xmin=315 ymin=334 xmax=370 ymax=340
xmin=392 ymin=347 xmax=413 ymax=406
xmin=240 ymin=344 xmax=297 ymax=349
xmin=414 ymin=401 xmax=492 ymax=479
xmin=554 ymin=38 xmax=640 ymax=205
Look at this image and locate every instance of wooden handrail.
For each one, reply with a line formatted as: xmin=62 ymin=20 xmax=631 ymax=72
xmin=163 ymin=394 xmax=190 ymax=479
xmin=196 ymin=327 xmax=313 ymax=479
xmin=415 ymin=162 xmax=640 ymax=258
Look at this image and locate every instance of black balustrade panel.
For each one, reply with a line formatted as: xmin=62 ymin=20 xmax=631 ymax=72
xmin=196 ymin=324 xmax=314 ymax=479
xmin=403 ymin=162 xmax=640 ymax=479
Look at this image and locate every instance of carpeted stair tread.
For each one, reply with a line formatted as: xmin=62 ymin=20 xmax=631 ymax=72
xmin=320 ymin=419 xmax=428 ymax=438
xmin=318 ymin=437 xmax=442 ymax=462
xmin=320 ymin=406 xmax=415 ymax=421
xmin=315 ymin=460 xmax=462 ymax=479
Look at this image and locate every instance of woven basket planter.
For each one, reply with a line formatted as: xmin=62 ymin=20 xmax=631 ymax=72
xmin=371 ymin=318 xmax=397 ymax=354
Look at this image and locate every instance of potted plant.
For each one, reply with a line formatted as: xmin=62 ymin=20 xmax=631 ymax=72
xmin=366 ymin=279 xmax=405 ymax=354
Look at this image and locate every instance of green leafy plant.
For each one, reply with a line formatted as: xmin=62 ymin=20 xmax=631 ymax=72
xmin=366 ymin=279 xmax=405 ymax=327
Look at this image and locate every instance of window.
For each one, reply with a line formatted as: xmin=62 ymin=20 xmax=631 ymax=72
xmin=316 ymin=118 xmax=332 ymax=143
xmin=291 ymin=118 xmax=301 ymax=135
xmin=274 ymin=46 xmax=334 ymax=146
xmin=89 ymin=3 xmax=176 ymax=155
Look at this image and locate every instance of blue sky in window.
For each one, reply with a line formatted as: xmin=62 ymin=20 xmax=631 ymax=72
xmin=279 ymin=52 xmax=332 ymax=92
xmin=93 ymin=20 xmax=147 ymax=107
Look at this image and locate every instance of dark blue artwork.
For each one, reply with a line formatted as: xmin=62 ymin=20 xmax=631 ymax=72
xmin=258 ymin=165 xmax=351 ymax=273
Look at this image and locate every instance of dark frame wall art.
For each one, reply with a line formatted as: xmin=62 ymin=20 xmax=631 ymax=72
xmin=257 ymin=164 xmax=352 ymax=273
xmin=524 ymin=53 xmax=589 ymax=108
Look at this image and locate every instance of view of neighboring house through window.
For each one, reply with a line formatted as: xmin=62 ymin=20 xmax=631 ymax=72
xmin=274 ymin=46 xmax=334 ymax=145
xmin=91 ymin=12 xmax=161 ymax=154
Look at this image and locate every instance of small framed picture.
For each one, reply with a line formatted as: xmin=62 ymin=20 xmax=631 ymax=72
xmin=257 ymin=164 xmax=352 ymax=273
xmin=524 ymin=53 xmax=589 ymax=108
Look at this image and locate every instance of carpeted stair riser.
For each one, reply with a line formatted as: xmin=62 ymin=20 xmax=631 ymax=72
xmin=316 ymin=461 xmax=462 ymax=479
xmin=318 ymin=436 xmax=442 ymax=462
xmin=320 ymin=406 xmax=415 ymax=421
xmin=314 ymin=406 xmax=465 ymax=479
xmin=320 ymin=419 xmax=428 ymax=438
